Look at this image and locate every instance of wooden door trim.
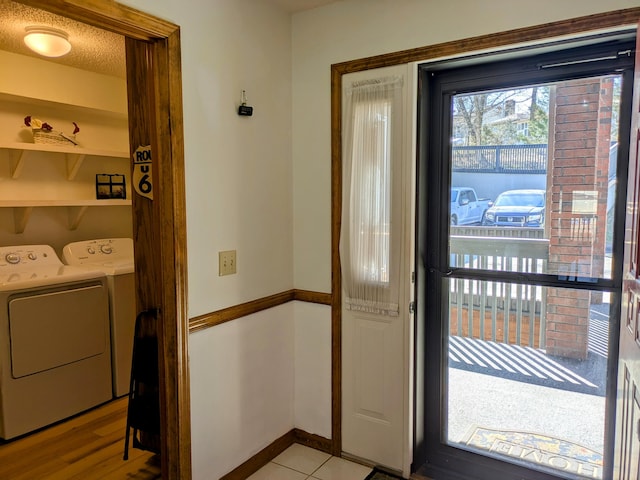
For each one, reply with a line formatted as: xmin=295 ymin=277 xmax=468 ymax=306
xmin=15 ymin=1 xmax=190 ymax=478
xmin=331 ymin=5 xmax=640 ymax=463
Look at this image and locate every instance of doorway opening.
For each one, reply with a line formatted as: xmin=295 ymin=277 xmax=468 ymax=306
xmin=6 ymin=1 xmax=191 ymax=478
xmin=415 ymin=36 xmax=634 ymax=480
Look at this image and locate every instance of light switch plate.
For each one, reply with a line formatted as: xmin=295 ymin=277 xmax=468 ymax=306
xmin=219 ymin=250 xmax=237 ymax=276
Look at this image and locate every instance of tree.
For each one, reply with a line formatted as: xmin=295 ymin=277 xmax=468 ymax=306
xmin=452 ymin=87 xmax=549 ymax=145
xmin=523 ymin=86 xmax=550 ymax=144
xmin=454 ymin=95 xmax=488 ymax=145
xmin=611 ymin=76 xmax=621 ymax=141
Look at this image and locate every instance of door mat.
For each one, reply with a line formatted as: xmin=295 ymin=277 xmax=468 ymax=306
xmin=364 ymin=468 xmax=404 ymax=479
xmin=461 ymin=426 xmax=603 ymax=479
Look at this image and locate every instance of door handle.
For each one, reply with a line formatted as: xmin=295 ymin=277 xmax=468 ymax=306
xmin=429 ymin=268 xmax=453 ymax=277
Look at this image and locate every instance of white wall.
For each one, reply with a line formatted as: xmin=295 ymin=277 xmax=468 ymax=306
xmin=293 ymin=301 xmax=332 ymax=438
xmin=117 ymin=0 xmax=300 ymax=477
xmin=0 ymin=51 xmax=132 ymax=255
xmin=190 ymin=304 xmax=294 ymax=480
xmin=188 ymin=301 xmax=331 ymax=479
xmin=291 ymin=0 xmax=640 ymax=293
xmin=120 ymin=0 xmax=294 ymax=315
xmin=0 ymin=50 xmax=127 ymax=114
xmin=289 ymin=0 xmax=639 ymax=474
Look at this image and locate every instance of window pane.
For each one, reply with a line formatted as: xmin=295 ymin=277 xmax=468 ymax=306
xmin=449 ymin=75 xmax=621 ymax=280
xmin=446 ymin=278 xmax=612 ymax=479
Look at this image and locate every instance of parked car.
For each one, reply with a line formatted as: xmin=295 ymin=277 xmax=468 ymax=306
xmin=482 ymin=189 xmax=546 ymax=227
xmin=450 ymin=187 xmax=492 ymax=225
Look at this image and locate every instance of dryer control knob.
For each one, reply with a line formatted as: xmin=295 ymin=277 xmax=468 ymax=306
xmin=5 ymin=253 xmax=20 ymax=264
xmin=27 ymin=253 xmax=37 ymax=261
xmin=87 ymin=247 xmax=96 ymax=255
xmin=100 ymin=245 xmax=113 ymax=254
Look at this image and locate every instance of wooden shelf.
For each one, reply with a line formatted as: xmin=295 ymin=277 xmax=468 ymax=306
xmin=0 ymin=142 xmax=129 ymax=180
xmin=0 ymin=199 xmax=131 ymax=233
xmin=0 ymin=92 xmax=128 ymax=119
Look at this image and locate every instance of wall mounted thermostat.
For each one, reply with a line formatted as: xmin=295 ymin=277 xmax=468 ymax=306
xmin=238 ymin=90 xmax=253 ymax=116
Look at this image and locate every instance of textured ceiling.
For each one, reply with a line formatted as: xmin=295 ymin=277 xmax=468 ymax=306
xmin=0 ymin=0 xmax=126 ymax=78
xmin=0 ymin=0 xmax=340 ymax=79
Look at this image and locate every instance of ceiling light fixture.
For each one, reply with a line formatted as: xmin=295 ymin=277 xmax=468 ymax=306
xmin=24 ymin=26 xmax=71 ymax=58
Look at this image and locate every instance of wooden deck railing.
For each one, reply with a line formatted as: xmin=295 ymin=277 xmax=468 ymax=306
xmin=449 ymin=232 xmax=549 ymax=348
xmin=451 ymin=225 xmax=545 ymax=239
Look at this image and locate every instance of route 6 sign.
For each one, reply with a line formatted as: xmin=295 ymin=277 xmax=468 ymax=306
xmin=133 ymin=145 xmax=153 ymax=200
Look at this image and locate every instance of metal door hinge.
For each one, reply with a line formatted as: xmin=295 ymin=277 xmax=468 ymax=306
xmin=409 ymin=301 xmax=415 ymax=314
xmin=411 ymin=271 xmax=415 ymax=283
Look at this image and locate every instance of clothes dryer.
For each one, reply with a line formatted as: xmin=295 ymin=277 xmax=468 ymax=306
xmin=63 ymin=238 xmax=135 ymax=397
xmin=0 ymin=245 xmax=112 ymax=440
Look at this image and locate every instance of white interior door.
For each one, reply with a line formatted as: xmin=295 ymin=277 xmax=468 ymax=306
xmin=341 ymin=64 xmax=414 ymax=474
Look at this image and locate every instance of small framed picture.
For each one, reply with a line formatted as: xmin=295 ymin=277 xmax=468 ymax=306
xmin=96 ymin=174 xmax=127 ymax=199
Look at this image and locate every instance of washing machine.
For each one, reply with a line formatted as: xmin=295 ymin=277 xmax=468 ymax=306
xmin=0 ymin=244 xmax=112 ymax=440
xmin=63 ymin=238 xmax=135 ymax=397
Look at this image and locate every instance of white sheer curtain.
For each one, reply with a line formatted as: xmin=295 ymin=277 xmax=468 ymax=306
xmin=340 ymin=76 xmax=404 ymax=316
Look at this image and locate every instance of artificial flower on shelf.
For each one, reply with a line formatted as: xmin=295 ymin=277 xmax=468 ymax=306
xmin=24 ymin=115 xmax=80 ymax=146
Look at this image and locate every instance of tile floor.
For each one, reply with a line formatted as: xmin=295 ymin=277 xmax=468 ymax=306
xmin=248 ymin=444 xmax=373 ymax=480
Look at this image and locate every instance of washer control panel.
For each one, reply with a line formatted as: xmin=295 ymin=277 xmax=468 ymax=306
xmin=63 ymin=238 xmax=133 ymax=265
xmin=0 ymin=245 xmax=61 ymax=268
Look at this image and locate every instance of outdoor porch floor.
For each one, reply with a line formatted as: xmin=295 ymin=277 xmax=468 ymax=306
xmin=447 ymin=304 xmax=609 ymax=479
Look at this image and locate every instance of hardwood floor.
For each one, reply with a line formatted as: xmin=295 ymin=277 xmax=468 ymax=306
xmin=0 ymin=397 xmax=161 ymax=479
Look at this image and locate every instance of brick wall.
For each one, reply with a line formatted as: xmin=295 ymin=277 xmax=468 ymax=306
xmin=545 ymin=77 xmax=613 ymax=359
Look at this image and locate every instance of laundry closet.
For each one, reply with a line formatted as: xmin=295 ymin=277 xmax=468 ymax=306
xmin=0 ymin=18 xmax=134 ymax=440
xmin=0 ymin=49 xmax=132 ymax=248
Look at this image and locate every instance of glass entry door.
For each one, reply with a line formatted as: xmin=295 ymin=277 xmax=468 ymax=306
xmin=417 ymin=39 xmax=635 ymax=480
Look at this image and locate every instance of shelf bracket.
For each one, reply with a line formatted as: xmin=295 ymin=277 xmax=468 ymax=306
xmin=8 ymin=149 xmax=28 ymax=179
xmin=66 ymin=153 xmax=86 ymax=181
xmin=68 ymin=205 xmax=89 ymax=230
xmin=13 ymin=206 xmax=33 ymax=234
